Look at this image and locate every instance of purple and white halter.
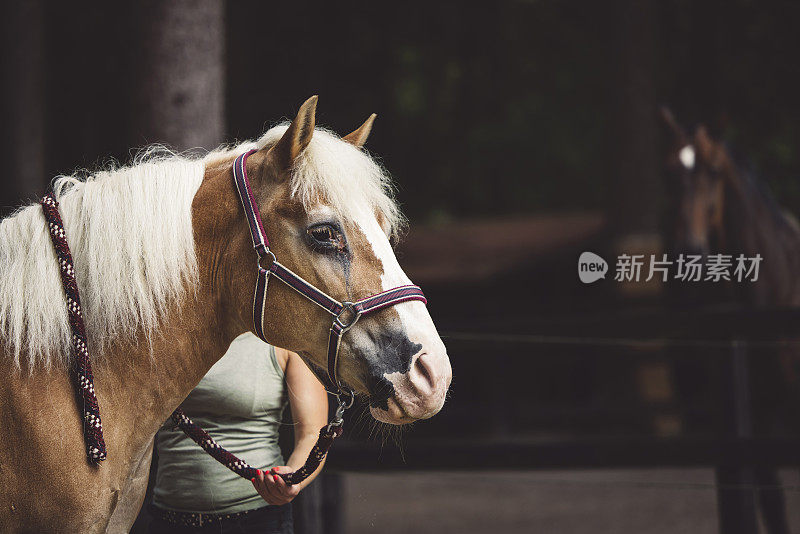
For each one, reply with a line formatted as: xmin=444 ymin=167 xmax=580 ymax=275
xmin=232 ymin=148 xmax=427 ymax=399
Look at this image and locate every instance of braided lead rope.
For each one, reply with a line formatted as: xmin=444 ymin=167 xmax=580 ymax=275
xmin=39 ymin=191 xmax=344 ymax=482
xmin=40 ymin=195 xmax=107 ymax=464
xmin=171 ymin=407 xmax=343 ymax=485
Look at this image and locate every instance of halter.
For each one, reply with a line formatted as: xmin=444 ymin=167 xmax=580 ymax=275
xmin=232 ymin=149 xmax=427 ymax=401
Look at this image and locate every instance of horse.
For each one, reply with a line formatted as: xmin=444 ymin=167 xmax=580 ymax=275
xmin=661 ymin=109 xmax=800 ymax=306
xmin=0 ymin=96 xmax=452 ymax=533
xmin=661 ymin=108 xmax=800 ymax=534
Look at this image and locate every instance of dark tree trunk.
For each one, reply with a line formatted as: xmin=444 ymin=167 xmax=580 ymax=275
xmin=0 ymin=0 xmax=46 ymax=215
xmin=128 ymin=5 xmax=225 ymax=531
xmin=132 ymin=0 xmax=226 ymax=151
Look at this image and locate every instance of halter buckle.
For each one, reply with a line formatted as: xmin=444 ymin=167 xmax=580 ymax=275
xmin=334 ymin=302 xmax=362 ymax=331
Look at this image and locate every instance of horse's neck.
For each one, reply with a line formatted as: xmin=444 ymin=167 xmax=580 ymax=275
xmin=0 ymin=161 xmax=254 ymax=534
xmin=98 ymin=161 xmax=253 ymax=453
xmin=724 ymin=171 xmax=800 ymax=307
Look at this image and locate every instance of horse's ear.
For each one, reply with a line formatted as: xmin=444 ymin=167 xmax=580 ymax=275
xmin=695 ymin=125 xmax=732 ymax=173
xmin=265 ymin=95 xmax=318 ymax=172
xmin=342 ymin=114 xmax=377 ymax=147
xmin=659 ymin=106 xmax=687 ymax=145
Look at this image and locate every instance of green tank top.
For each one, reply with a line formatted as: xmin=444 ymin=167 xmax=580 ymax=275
xmin=152 ymin=333 xmax=288 ymax=514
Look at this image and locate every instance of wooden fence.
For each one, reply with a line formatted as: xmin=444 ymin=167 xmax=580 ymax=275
xmin=294 ymin=307 xmax=800 ymax=534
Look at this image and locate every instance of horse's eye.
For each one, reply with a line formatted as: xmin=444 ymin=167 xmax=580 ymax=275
xmin=307 ymin=224 xmax=346 ymax=252
xmin=310 ymin=225 xmax=335 ymax=241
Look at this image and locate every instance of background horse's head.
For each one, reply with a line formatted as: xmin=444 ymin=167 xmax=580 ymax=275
xmin=225 ymin=97 xmax=451 ymax=425
xmin=660 ymin=108 xmax=736 ymax=256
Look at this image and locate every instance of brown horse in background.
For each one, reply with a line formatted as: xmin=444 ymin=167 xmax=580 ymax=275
xmin=662 ymin=108 xmax=800 ymax=534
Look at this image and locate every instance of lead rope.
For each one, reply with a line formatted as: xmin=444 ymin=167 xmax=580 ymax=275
xmin=41 ymin=194 xmax=107 ymax=464
xmin=40 ymin=193 xmax=338 ymax=484
xmin=170 ymin=394 xmax=353 ymax=484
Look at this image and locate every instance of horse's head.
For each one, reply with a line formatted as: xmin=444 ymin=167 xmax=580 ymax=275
xmin=232 ymin=97 xmax=451 ymax=424
xmin=660 ymin=108 xmax=735 ymax=255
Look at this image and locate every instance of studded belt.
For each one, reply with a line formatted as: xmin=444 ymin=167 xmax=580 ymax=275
xmin=149 ymin=503 xmax=267 ymax=528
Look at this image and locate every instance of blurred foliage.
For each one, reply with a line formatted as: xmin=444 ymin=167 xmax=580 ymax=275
xmin=226 ymin=1 xmax=613 ymax=223
xmin=32 ymin=1 xmax=800 ymax=223
xmin=229 ymin=0 xmax=800 ymax=223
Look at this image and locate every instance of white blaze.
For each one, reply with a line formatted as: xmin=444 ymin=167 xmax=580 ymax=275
xmin=356 ymin=212 xmax=451 ymax=422
xmin=679 ymin=145 xmax=695 ymax=170
xmin=357 ymin=213 xmax=443 ymax=356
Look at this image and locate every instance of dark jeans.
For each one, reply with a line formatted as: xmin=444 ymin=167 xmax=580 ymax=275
xmin=146 ymin=504 xmax=293 ymax=534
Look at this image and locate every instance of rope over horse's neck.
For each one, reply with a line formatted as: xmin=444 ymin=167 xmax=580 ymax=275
xmin=40 ymin=194 xmax=106 ymax=464
xmin=39 ymin=193 xmax=341 ymax=485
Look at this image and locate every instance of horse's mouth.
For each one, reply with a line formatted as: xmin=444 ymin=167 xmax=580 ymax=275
xmin=366 ymin=375 xmax=395 ymax=411
xmin=369 ymin=397 xmax=421 ymax=425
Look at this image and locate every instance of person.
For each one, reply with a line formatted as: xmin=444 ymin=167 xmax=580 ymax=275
xmin=147 ymin=332 xmax=329 ymax=533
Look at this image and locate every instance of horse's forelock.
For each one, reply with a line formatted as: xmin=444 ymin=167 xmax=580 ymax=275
xmin=255 ymin=124 xmax=406 ymax=239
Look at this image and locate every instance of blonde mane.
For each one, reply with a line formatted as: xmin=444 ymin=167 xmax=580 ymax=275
xmin=0 ymin=125 xmax=402 ymax=369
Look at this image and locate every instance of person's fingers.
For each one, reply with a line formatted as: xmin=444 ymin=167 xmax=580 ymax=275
xmin=275 ymin=473 xmax=299 ymax=497
xmin=270 ymin=467 xmax=301 ymax=499
xmin=250 ymin=469 xmax=264 ymax=491
xmin=252 ymin=470 xmax=282 ymax=505
xmin=251 ymin=473 xmax=269 ymax=503
xmin=271 ymin=467 xmax=290 ymax=488
xmin=263 ymin=470 xmax=287 ymax=503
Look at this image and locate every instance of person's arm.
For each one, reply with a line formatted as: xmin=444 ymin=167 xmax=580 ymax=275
xmin=252 ymin=348 xmax=328 ymax=504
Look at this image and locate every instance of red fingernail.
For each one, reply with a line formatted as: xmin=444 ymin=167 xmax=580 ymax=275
xmin=250 ymin=478 xmax=256 ymax=483
xmin=273 ymin=475 xmax=279 ymax=482
xmin=257 ymin=470 xmax=262 ymax=476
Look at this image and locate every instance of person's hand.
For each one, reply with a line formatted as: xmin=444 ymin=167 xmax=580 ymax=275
xmin=251 ymin=466 xmax=301 ymax=505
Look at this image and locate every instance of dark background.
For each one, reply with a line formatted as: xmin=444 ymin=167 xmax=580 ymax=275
xmin=4 ymin=1 xmax=800 ymax=533
xmin=5 ymin=1 xmax=800 ymax=223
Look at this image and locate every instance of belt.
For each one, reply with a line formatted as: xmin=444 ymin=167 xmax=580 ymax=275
xmin=149 ymin=503 xmax=271 ymax=528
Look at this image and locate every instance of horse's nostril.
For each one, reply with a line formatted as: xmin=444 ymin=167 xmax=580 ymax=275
xmin=411 ymin=352 xmax=436 ymax=392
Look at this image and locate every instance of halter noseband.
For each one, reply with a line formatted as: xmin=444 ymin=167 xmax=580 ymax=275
xmin=232 ymin=149 xmax=427 ymax=401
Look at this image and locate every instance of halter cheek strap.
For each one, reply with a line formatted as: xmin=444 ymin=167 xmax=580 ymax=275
xmin=232 ymin=149 xmax=427 ymax=396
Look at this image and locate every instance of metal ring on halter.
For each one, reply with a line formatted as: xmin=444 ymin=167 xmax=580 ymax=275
xmin=337 ymin=388 xmax=356 ymax=409
xmin=257 ymin=249 xmax=277 ymax=271
xmin=334 ymin=302 xmax=362 ymax=331
xmin=328 ymin=388 xmax=355 ymax=429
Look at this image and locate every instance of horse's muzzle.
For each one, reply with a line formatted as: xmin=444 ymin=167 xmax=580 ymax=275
xmin=370 ymin=348 xmax=452 ymax=424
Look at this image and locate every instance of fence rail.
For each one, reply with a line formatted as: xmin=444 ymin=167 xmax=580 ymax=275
xmin=295 ymin=307 xmax=800 ymax=534
xmin=327 ymin=436 xmax=800 ymax=472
